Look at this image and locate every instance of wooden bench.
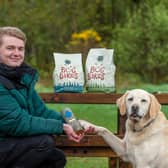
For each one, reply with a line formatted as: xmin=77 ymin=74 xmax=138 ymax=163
xmin=39 ymin=92 xmax=168 ymax=168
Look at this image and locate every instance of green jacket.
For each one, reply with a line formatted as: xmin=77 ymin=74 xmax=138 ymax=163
xmin=0 ymin=70 xmax=64 ymax=138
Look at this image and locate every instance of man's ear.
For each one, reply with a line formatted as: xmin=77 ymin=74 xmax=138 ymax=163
xmin=116 ymin=91 xmax=129 ymax=116
xmin=149 ymin=94 xmax=161 ymax=119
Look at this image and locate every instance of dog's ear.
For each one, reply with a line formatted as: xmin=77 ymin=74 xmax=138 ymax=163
xmin=116 ymin=92 xmax=129 ymax=116
xmin=149 ymin=94 xmax=161 ymax=119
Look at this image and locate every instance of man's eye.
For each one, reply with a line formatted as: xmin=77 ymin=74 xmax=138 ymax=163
xmin=7 ymin=47 xmax=13 ymax=50
xmin=19 ymin=47 xmax=24 ymax=51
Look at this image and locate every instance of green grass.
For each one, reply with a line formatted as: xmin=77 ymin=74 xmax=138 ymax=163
xmin=47 ymin=103 xmax=118 ymax=133
xmin=65 ymin=157 xmax=108 ymax=168
xmin=36 ymin=82 xmax=168 ymax=168
xmin=116 ymin=83 xmax=168 ymax=94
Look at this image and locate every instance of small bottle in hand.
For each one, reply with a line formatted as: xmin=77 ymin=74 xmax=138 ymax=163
xmin=61 ymin=108 xmax=84 ymax=135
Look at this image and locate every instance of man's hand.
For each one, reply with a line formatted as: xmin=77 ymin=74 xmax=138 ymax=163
xmin=78 ymin=120 xmax=97 ymax=134
xmin=63 ymin=124 xmax=84 ymax=142
xmin=84 ymin=126 xmax=96 ymax=134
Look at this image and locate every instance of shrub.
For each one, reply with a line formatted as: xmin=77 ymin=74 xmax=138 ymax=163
xmin=66 ymin=29 xmax=103 ymax=64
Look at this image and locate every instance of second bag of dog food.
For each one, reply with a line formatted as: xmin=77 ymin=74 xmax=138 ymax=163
xmin=85 ymin=48 xmax=116 ymax=93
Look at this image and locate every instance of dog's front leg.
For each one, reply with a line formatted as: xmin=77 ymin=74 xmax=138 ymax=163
xmin=79 ymin=120 xmax=127 ymax=159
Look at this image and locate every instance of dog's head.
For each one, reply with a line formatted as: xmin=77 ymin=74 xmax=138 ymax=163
xmin=117 ymin=89 xmax=161 ymax=122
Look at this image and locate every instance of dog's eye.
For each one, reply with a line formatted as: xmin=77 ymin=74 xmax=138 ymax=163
xmin=128 ymin=97 xmax=133 ymax=101
xmin=141 ymin=99 xmax=147 ymax=102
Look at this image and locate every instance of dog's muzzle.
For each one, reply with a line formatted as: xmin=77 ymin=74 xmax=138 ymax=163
xmin=129 ymin=105 xmax=142 ymax=120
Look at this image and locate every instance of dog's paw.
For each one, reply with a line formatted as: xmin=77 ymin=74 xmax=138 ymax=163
xmin=79 ymin=120 xmax=95 ymax=129
xmin=79 ymin=120 xmax=110 ymax=136
xmin=79 ymin=120 xmax=105 ymax=134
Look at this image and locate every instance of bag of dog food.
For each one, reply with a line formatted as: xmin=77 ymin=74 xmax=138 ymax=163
xmin=85 ymin=48 xmax=116 ymax=93
xmin=53 ymin=53 xmax=84 ymax=92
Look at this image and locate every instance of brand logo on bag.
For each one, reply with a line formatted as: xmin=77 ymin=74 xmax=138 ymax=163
xmin=59 ymin=60 xmax=79 ymax=79
xmin=97 ymin=55 xmax=104 ymax=62
xmin=87 ymin=64 xmax=105 ymax=80
xmin=65 ymin=59 xmax=71 ymax=64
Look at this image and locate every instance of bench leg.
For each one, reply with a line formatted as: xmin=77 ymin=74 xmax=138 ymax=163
xmin=108 ymin=157 xmax=132 ymax=168
xmin=108 ymin=157 xmax=119 ymax=168
xmin=119 ymin=159 xmax=132 ymax=168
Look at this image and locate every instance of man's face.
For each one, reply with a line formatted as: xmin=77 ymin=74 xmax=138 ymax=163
xmin=0 ymin=35 xmax=25 ymax=67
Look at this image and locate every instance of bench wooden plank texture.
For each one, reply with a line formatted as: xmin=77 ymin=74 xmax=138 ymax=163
xmin=39 ymin=93 xmax=168 ymax=168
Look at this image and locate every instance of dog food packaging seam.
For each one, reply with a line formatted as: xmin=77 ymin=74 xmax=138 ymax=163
xmin=53 ymin=53 xmax=84 ymax=93
xmin=85 ymin=48 xmax=116 ymax=93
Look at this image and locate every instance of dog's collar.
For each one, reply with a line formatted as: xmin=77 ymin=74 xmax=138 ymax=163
xmin=132 ymin=118 xmax=156 ymax=132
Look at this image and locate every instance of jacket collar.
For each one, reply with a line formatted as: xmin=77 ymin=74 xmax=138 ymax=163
xmin=0 ymin=63 xmax=37 ymax=89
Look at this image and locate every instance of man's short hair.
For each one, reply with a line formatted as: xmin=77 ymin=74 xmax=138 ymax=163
xmin=0 ymin=26 xmax=27 ymax=45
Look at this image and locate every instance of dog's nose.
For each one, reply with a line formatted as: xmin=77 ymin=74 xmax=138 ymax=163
xmin=131 ymin=104 xmax=139 ymax=113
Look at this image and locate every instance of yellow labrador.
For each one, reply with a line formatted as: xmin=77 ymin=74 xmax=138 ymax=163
xmin=79 ymin=89 xmax=168 ymax=168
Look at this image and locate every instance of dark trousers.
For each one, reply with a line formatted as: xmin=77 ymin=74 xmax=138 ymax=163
xmin=0 ymin=134 xmax=66 ymax=168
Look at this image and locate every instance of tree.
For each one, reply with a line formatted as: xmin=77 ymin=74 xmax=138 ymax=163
xmin=111 ymin=0 xmax=168 ymax=83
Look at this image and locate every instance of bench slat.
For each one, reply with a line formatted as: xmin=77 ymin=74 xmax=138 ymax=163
xmin=55 ymin=135 xmax=122 ymax=147
xmin=57 ymin=147 xmax=117 ymax=157
xmin=39 ymin=93 xmax=122 ymax=104
xmin=40 ymin=93 xmax=168 ymax=104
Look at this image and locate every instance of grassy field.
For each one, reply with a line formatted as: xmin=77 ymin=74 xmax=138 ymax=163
xmin=36 ymin=82 xmax=168 ymax=168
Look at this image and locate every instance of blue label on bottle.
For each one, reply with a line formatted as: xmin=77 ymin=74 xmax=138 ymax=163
xmin=65 ymin=111 xmax=72 ymax=118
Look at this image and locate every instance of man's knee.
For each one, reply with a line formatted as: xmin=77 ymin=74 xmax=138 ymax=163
xmin=35 ymin=135 xmax=67 ymax=167
xmin=37 ymin=135 xmax=55 ymax=149
xmin=54 ymin=149 xmax=67 ymax=167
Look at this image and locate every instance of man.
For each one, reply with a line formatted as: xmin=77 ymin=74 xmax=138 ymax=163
xmin=0 ymin=26 xmax=86 ymax=168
